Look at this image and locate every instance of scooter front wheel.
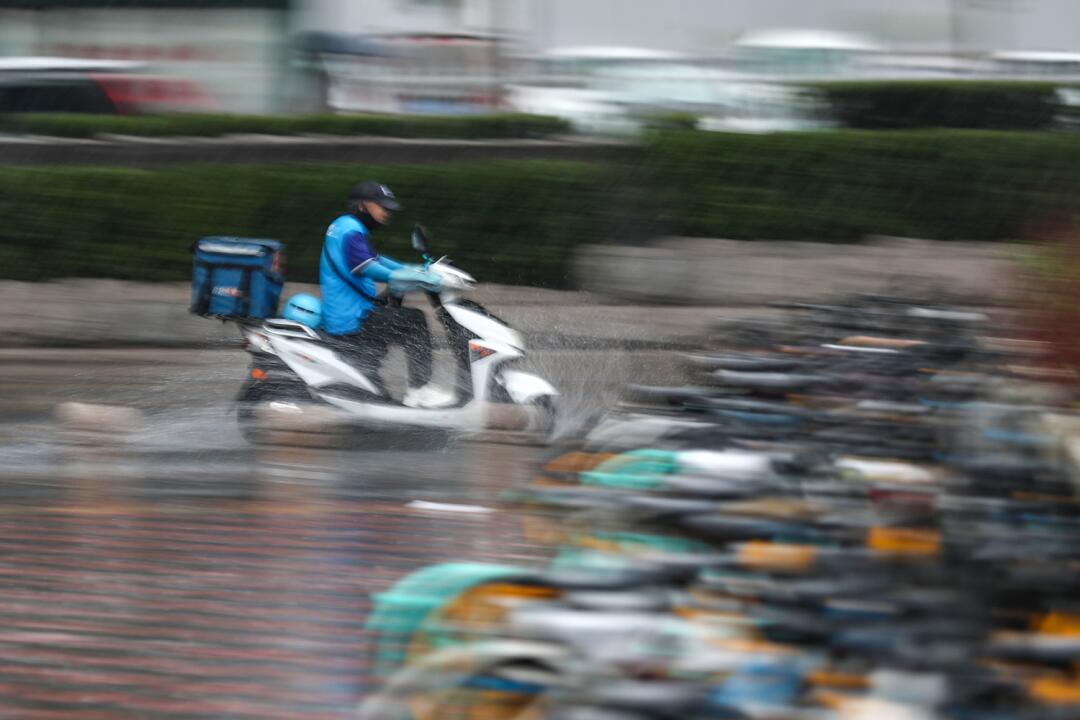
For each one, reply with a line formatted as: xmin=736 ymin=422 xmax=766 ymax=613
xmin=530 ymin=396 xmax=559 ymax=444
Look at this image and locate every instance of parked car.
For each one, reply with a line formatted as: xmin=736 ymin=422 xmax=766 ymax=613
xmin=0 ymin=57 xmax=213 ymax=114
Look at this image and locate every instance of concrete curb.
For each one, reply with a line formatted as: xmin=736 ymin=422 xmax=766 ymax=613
xmin=575 ymin=236 xmax=1024 ymax=306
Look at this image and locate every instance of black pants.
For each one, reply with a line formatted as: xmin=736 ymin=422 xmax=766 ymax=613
xmin=333 ymin=306 xmax=434 ymax=391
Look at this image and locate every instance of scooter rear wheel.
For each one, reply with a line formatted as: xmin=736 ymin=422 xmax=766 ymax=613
xmin=235 ymin=378 xmax=309 ymax=444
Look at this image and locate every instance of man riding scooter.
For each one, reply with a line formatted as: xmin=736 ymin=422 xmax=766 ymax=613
xmin=320 ymin=180 xmax=455 ymax=409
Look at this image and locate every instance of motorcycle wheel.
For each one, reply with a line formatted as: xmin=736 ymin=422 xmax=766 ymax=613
xmin=236 ymin=381 xmax=267 ymax=444
xmin=531 ymin=396 xmax=559 ymax=444
xmin=235 ymin=379 xmax=308 ymax=445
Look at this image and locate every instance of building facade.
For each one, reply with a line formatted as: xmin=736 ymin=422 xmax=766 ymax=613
xmin=296 ymin=0 xmax=1080 ymax=56
xmin=0 ymin=0 xmax=290 ymax=113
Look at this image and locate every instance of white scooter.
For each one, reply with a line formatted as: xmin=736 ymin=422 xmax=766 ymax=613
xmin=234 ymin=226 xmax=559 ymax=442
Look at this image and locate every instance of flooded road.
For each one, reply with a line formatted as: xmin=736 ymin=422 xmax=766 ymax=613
xmin=0 ymin=346 xmax=678 ymax=718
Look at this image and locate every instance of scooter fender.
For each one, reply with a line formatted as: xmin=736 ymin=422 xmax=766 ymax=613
xmin=498 ymin=369 xmax=558 ymax=405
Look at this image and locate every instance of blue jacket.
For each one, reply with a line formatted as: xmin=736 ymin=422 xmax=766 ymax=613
xmin=320 ymin=214 xmax=402 ymax=335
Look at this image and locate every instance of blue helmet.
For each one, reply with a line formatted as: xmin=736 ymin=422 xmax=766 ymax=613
xmin=283 ymin=293 xmax=322 ymax=329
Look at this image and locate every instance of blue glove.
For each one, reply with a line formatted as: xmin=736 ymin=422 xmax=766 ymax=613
xmin=357 ymin=255 xmax=405 ymax=283
xmin=388 ymin=267 xmax=443 ymax=297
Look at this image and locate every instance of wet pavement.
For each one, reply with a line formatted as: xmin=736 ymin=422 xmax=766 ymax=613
xmin=0 ymin=346 xmax=677 ymax=718
xmin=0 ymin=471 xmax=543 ymax=719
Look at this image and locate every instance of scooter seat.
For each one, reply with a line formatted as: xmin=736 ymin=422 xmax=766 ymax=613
xmin=713 ymin=370 xmax=832 ymax=392
xmin=677 ymin=513 xmax=830 ymax=543
xmin=660 ymin=475 xmax=784 ymax=498
xmin=686 ymin=354 xmax=806 ymax=372
xmin=580 ymin=680 xmax=714 ymax=716
xmin=564 ymin=589 xmax=671 ymax=613
xmin=529 ymin=565 xmax=690 ymax=592
xmin=618 ymin=495 xmax=722 ymax=515
xmin=548 ymin=708 xmax=652 ymax=720
xmin=623 ymin=385 xmax=714 ymax=407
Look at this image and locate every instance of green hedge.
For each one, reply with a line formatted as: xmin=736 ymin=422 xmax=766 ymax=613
xmin=811 ymin=80 xmax=1067 ymax=130
xmin=619 ymin=129 xmax=1080 ymax=242
xmin=0 ymin=112 xmax=570 ymax=139
xmin=0 ymin=161 xmax=602 ymax=288
xmin=7 ymin=130 xmax=1080 ymax=288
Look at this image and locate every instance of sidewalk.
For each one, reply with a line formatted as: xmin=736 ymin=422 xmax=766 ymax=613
xmin=2 ymin=235 xmax=1018 ymax=349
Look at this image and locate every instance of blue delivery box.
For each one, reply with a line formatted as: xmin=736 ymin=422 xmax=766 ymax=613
xmin=190 ymin=237 xmax=285 ymax=319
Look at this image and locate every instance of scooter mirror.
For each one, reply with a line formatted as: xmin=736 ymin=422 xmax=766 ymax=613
xmin=411 ymin=225 xmax=431 ymax=255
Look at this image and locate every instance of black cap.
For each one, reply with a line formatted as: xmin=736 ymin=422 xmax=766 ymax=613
xmin=348 ymin=180 xmax=402 ymax=211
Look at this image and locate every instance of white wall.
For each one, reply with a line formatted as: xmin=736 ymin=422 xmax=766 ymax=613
xmin=961 ymin=0 xmax=1080 ymax=53
xmin=534 ymin=0 xmax=953 ymax=53
xmin=293 ymin=0 xmax=534 ymax=42
xmin=295 ymin=0 xmax=499 ymax=35
xmin=294 ymin=0 xmax=1080 ymax=55
xmin=0 ymin=7 xmax=287 ymax=113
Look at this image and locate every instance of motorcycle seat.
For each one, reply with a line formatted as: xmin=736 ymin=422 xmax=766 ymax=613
xmin=623 ymin=385 xmax=713 ymax=407
xmin=564 ymin=589 xmax=671 ymax=613
xmin=686 ymin=354 xmax=806 ymax=372
xmin=713 ymin=370 xmax=833 ymax=392
xmin=526 ymin=566 xmax=691 ymax=592
xmin=579 ymin=680 xmax=714 ymax=716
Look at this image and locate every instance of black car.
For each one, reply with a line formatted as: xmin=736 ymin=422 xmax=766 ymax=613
xmin=0 ymin=61 xmax=212 ymax=114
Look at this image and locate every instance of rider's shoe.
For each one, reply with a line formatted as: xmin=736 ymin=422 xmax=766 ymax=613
xmin=402 ymin=383 xmax=457 ymax=409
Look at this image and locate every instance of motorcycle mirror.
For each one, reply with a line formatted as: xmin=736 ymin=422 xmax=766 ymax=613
xmin=411 ymin=225 xmax=431 ymax=255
